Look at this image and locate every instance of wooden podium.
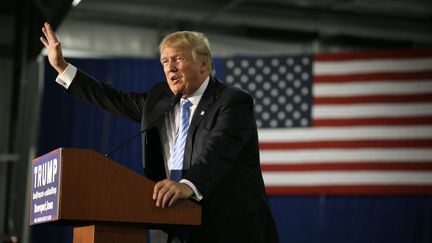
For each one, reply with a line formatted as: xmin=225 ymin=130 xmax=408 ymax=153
xmin=29 ymin=148 xmax=201 ymax=243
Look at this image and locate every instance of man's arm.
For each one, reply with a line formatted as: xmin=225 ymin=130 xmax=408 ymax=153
xmin=40 ymin=22 xmax=145 ymax=122
xmin=153 ymin=89 xmax=257 ymax=207
xmin=183 ymin=89 xmax=257 ymax=199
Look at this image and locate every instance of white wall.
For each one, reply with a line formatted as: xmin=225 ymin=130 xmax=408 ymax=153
xmin=53 ymin=20 xmax=346 ymax=59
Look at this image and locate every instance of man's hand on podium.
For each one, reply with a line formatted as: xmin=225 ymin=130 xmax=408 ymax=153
xmin=153 ymin=179 xmax=194 ymax=208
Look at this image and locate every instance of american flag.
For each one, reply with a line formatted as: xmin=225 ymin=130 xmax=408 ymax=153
xmin=223 ymin=49 xmax=432 ymax=195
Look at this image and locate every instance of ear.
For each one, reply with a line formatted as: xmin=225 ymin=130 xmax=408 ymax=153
xmin=200 ymin=58 xmax=209 ymax=74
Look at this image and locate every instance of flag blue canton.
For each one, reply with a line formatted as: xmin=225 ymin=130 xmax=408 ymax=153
xmin=223 ymin=56 xmax=313 ymax=128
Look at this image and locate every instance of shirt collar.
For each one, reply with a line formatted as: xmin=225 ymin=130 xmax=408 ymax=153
xmin=185 ymin=76 xmax=210 ymax=107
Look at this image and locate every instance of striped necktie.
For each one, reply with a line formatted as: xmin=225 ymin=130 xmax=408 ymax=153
xmin=171 ymin=98 xmax=192 ymax=181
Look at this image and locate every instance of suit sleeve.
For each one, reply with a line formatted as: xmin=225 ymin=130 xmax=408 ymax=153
xmin=66 ymin=69 xmax=146 ymax=123
xmin=183 ymin=89 xmax=258 ymax=199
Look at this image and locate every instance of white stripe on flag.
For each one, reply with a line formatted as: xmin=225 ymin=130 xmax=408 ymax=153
xmin=258 ymin=126 xmax=432 ymax=141
xmin=263 ymin=171 xmax=432 ymax=185
xmin=314 ymin=80 xmax=432 ymax=96
xmin=260 ymin=149 xmax=432 ymax=164
xmin=313 ymin=103 xmax=432 ymax=119
xmin=314 ymin=58 xmax=432 ymax=75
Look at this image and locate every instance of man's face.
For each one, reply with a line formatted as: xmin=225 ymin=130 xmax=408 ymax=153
xmin=161 ymin=47 xmax=206 ymax=97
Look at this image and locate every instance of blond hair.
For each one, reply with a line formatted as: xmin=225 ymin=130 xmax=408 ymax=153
xmin=159 ymin=31 xmax=215 ymax=76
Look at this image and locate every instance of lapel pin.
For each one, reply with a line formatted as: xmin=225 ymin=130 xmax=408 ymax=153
xmin=200 ymin=111 xmax=205 ymax=116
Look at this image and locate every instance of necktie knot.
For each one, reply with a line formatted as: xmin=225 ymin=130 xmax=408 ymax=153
xmin=181 ymin=98 xmax=192 ymax=110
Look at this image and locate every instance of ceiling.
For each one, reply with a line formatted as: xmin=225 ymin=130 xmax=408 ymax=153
xmin=1 ymin=0 xmax=73 ymax=59
xmin=1 ymin=0 xmax=431 ymax=61
xmin=67 ymin=0 xmax=432 ymax=48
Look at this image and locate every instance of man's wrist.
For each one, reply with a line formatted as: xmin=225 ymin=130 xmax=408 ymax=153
xmin=179 ymin=179 xmax=203 ymax=201
xmin=56 ymin=61 xmax=68 ymax=74
xmin=180 ymin=183 xmax=194 ymax=198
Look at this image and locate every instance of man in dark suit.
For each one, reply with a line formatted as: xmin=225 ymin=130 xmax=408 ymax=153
xmin=41 ymin=22 xmax=279 ymax=243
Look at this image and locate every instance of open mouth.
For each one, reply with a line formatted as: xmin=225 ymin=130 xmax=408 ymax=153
xmin=171 ymin=75 xmax=181 ymax=83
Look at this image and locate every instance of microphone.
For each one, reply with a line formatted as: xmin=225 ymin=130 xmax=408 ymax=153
xmin=171 ymin=92 xmax=183 ymax=108
xmin=104 ymin=92 xmax=182 ymax=157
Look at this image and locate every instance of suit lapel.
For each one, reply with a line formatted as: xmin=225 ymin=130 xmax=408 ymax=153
xmin=183 ymin=77 xmax=224 ymax=169
xmin=143 ymin=92 xmax=174 ymax=130
xmin=141 ymin=86 xmax=176 ymax=179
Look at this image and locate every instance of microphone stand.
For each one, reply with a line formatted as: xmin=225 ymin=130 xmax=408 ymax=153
xmin=104 ymin=92 xmax=182 ymax=157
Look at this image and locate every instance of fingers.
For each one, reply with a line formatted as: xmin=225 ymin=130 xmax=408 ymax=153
xmin=40 ymin=24 xmax=49 ymax=47
xmin=168 ymin=191 xmax=181 ymax=208
xmin=40 ymin=36 xmax=48 ymax=48
xmin=153 ymin=179 xmax=185 ymax=208
xmin=41 ymin=22 xmax=59 ymax=46
xmin=41 ymin=23 xmax=50 ymax=44
xmin=44 ymin=22 xmax=58 ymax=43
xmin=41 ymin=24 xmax=48 ymax=38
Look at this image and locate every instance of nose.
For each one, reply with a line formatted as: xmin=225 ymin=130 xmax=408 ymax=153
xmin=167 ymin=59 xmax=178 ymax=72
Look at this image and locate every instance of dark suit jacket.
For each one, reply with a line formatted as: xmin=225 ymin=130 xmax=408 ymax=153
xmin=66 ymin=70 xmax=279 ymax=243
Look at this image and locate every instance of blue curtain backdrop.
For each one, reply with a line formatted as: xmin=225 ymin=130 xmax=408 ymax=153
xmin=32 ymin=57 xmax=432 ymax=243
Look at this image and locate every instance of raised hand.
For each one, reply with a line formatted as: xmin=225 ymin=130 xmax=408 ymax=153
xmin=40 ymin=22 xmax=68 ymax=74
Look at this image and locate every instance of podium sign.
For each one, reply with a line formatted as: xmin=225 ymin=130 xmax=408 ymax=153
xmin=29 ymin=148 xmax=201 ymax=243
xmin=30 ymin=148 xmax=61 ymax=224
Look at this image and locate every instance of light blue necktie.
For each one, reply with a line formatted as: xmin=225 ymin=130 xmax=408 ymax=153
xmin=171 ymin=98 xmax=192 ymax=181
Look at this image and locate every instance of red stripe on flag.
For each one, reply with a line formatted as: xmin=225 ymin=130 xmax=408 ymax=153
xmin=265 ymin=185 xmax=432 ymax=195
xmin=313 ymin=116 xmax=432 ymax=127
xmin=315 ymin=49 xmax=432 ymax=61
xmin=314 ymin=71 xmax=432 ymax=83
xmin=261 ymin=162 xmax=432 ymax=171
xmin=314 ymin=93 xmax=432 ymax=105
xmin=259 ymin=139 xmax=432 ymax=150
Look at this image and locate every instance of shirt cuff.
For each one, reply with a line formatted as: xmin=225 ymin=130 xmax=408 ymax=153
xmin=55 ymin=63 xmax=77 ymax=89
xmin=180 ymin=179 xmax=203 ymax=201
